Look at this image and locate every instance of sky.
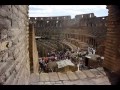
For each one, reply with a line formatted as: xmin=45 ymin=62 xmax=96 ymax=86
xmin=29 ymin=5 xmax=108 ymax=18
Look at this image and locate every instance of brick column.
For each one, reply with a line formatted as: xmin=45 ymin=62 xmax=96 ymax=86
xmin=103 ymin=5 xmax=120 ymax=74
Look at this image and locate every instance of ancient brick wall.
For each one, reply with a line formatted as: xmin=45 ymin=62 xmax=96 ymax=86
xmin=0 ymin=5 xmax=30 ymax=85
xmin=72 ymin=13 xmax=107 ymax=28
xmin=62 ymin=14 xmax=107 ymax=53
xmin=30 ymin=16 xmax=71 ymax=36
xmin=103 ymin=5 xmax=120 ymax=75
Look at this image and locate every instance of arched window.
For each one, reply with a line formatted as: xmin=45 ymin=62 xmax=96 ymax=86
xmin=82 ymin=15 xmax=83 ymax=18
xmin=47 ymin=21 xmax=49 ymax=23
xmin=90 ymin=14 xmax=91 ymax=18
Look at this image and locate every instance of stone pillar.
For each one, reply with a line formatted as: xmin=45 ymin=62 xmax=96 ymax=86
xmin=29 ymin=23 xmax=39 ymax=74
xmin=103 ymin=5 xmax=120 ymax=74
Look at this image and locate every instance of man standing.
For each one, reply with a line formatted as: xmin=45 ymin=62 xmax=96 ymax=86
xmin=39 ymin=58 xmax=43 ymax=72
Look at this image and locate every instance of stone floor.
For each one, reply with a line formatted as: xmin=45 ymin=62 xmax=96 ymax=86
xmin=29 ymin=67 xmax=111 ymax=85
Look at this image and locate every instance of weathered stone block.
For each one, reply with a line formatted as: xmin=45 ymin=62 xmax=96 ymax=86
xmin=0 ymin=18 xmax=11 ymax=29
xmin=0 ymin=41 xmax=9 ymax=51
xmin=4 ymin=71 xmax=16 ymax=85
xmin=0 ymin=5 xmax=31 ymax=85
xmin=0 ymin=6 xmax=12 ymax=19
xmin=0 ymin=61 xmax=13 ymax=75
xmin=0 ymin=41 xmax=13 ymax=51
xmin=0 ymin=74 xmax=6 ymax=85
xmin=2 ymin=52 xmax=8 ymax=61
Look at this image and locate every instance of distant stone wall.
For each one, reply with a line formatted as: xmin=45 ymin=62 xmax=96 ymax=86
xmin=30 ymin=16 xmax=71 ymax=37
xmin=30 ymin=13 xmax=107 ymax=55
xmin=0 ymin=5 xmax=30 ymax=85
xmin=75 ymin=13 xmax=107 ymax=28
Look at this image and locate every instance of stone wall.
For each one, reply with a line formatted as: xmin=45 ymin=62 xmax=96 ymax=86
xmin=0 ymin=5 xmax=30 ymax=85
xmin=30 ymin=16 xmax=71 ymax=38
xmin=30 ymin=13 xmax=107 ymax=31
xmin=103 ymin=5 xmax=120 ymax=75
xmin=75 ymin=13 xmax=107 ymax=28
xmin=30 ymin=14 xmax=107 ymax=54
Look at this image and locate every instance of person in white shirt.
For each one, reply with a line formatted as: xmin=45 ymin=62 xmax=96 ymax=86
xmin=92 ymin=49 xmax=96 ymax=54
xmin=77 ymin=62 xmax=80 ymax=71
xmin=55 ymin=56 xmax=57 ymax=60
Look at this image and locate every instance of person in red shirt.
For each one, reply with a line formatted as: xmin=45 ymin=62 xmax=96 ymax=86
xmin=45 ymin=57 xmax=48 ymax=63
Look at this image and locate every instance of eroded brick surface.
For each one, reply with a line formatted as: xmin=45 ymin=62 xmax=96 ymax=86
xmin=0 ymin=5 xmax=30 ymax=85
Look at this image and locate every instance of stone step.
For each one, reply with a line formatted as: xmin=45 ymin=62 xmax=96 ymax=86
xmin=82 ymin=70 xmax=96 ymax=78
xmin=40 ymin=73 xmax=49 ymax=82
xmin=70 ymin=79 xmax=95 ymax=85
xmin=96 ymin=67 xmax=104 ymax=71
xmin=58 ymin=72 xmax=69 ymax=81
xmin=91 ymin=76 xmax=111 ymax=85
xmin=29 ymin=73 xmax=40 ymax=83
xmin=75 ymin=71 xmax=87 ymax=79
xmin=96 ymin=67 xmax=106 ymax=75
xmin=90 ymin=69 xmax=104 ymax=77
xmin=66 ymin=71 xmax=78 ymax=81
xmin=49 ymin=72 xmax=59 ymax=82
xmin=29 ymin=67 xmax=110 ymax=85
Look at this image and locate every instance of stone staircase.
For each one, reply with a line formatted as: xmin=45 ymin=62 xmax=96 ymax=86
xmin=29 ymin=67 xmax=111 ymax=85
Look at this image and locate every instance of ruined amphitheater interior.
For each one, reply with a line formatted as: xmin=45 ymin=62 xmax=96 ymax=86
xmin=0 ymin=5 xmax=120 ymax=85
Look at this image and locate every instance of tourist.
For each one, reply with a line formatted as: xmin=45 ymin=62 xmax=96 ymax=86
xmin=39 ymin=58 xmax=44 ymax=72
xmin=79 ymin=57 xmax=84 ymax=70
xmin=47 ymin=53 xmax=50 ymax=57
xmin=55 ymin=55 xmax=57 ymax=60
xmin=42 ymin=59 xmax=46 ymax=72
xmin=77 ymin=62 xmax=80 ymax=71
xmin=45 ymin=57 xmax=48 ymax=63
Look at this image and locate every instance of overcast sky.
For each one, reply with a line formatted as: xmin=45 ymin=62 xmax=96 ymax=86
xmin=29 ymin=5 xmax=108 ymax=18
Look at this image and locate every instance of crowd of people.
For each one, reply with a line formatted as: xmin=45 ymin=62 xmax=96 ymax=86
xmin=38 ymin=46 xmax=102 ymax=73
xmin=39 ymin=49 xmax=71 ymax=73
xmin=39 ymin=48 xmax=88 ymax=73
